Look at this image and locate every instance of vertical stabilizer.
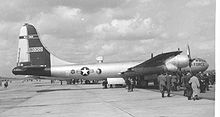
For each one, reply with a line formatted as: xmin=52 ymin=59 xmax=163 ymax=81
xmin=13 ymin=23 xmax=73 ymax=76
xmin=17 ymin=23 xmax=51 ymax=67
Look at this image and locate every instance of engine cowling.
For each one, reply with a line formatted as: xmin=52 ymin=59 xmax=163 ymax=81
xmin=165 ymin=55 xmax=189 ymax=72
xmin=165 ymin=63 xmax=178 ymax=72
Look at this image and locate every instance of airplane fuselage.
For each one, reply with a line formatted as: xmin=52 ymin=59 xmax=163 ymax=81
xmin=51 ymin=61 xmax=140 ymax=80
xmin=13 ymin=57 xmax=208 ymax=80
xmin=13 ymin=60 xmax=166 ymax=80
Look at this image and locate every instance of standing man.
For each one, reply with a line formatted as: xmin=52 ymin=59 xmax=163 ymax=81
xmin=166 ymin=73 xmax=172 ymax=97
xmin=204 ymin=74 xmax=210 ymax=91
xmin=199 ymin=78 xmax=206 ymax=93
xmin=130 ymin=78 xmax=135 ymax=92
xmin=102 ymin=80 xmax=108 ymax=89
xmin=182 ymin=72 xmax=188 ymax=96
xmin=158 ymin=73 xmax=167 ymax=98
xmin=171 ymin=73 xmax=178 ymax=91
xmin=4 ymin=81 xmax=8 ymax=88
xmin=125 ymin=78 xmax=131 ymax=92
xmin=185 ymin=73 xmax=193 ymax=100
xmin=189 ymin=73 xmax=200 ymax=100
xmin=197 ymin=73 xmax=205 ymax=93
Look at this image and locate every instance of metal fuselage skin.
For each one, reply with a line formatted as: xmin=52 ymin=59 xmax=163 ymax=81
xmin=181 ymin=58 xmax=209 ymax=73
xmin=51 ymin=61 xmax=141 ymax=80
xmin=50 ymin=57 xmax=208 ymax=80
xmin=13 ymin=57 xmax=208 ymax=80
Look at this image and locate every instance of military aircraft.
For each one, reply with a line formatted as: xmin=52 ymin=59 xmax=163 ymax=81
xmin=12 ymin=23 xmax=209 ymax=85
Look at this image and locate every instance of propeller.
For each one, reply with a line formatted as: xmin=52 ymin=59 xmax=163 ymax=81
xmin=187 ymin=45 xmax=191 ymax=60
xmin=186 ymin=44 xmax=195 ymax=72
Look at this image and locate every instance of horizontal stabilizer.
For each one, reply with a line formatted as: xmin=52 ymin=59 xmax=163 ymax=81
xmin=23 ymin=65 xmax=47 ymax=69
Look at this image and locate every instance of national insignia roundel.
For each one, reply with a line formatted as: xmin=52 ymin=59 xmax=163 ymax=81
xmin=80 ymin=67 xmax=90 ymax=76
xmin=96 ymin=68 xmax=102 ymax=74
xmin=71 ymin=69 xmax=75 ymax=74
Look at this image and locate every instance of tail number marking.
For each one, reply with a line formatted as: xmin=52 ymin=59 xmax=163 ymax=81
xmin=29 ymin=47 xmax=43 ymax=53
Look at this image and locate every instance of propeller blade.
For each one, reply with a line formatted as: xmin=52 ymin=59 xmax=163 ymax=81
xmin=187 ymin=44 xmax=192 ymax=68
xmin=187 ymin=44 xmax=191 ymax=59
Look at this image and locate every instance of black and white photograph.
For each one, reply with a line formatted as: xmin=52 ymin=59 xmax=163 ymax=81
xmin=0 ymin=0 xmax=217 ymax=117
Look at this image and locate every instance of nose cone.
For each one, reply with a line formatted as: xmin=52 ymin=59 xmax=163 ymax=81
xmin=204 ymin=62 xmax=209 ymax=71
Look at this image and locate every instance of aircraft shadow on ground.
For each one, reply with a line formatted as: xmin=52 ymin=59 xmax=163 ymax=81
xmin=36 ymin=85 xmax=159 ymax=93
xmin=137 ymin=86 xmax=159 ymax=89
xmin=35 ymin=85 xmax=55 ymax=87
xmin=36 ymin=87 xmax=102 ymax=93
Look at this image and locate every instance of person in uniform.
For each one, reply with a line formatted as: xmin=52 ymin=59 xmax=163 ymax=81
xmin=197 ymin=73 xmax=205 ymax=93
xmin=166 ymin=73 xmax=172 ymax=97
xmin=158 ymin=73 xmax=167 ymax=98
xmin=4 ymin=81 xmax=8 ymax=88
xmin=126 ymin=78 xmax=131 ymax=92
xmin=130 ymin=78 xmax=135 ymax=92
xmin=181 ymin=72 xmax=188 ymax=96
xmin=171 ymin=73 xmax=178 ymax=91
xmin=189 ymin=73 xmax=200 ymax=100
xmin=204 ymin=74 xmax=209 ymax=91
xmin=199 ymin=78 xmax=206 ymax=93
xmin=183 ymin=72 xmax=193 ymax=100
xmin=102 ymin=80 xmax=108 ymax=89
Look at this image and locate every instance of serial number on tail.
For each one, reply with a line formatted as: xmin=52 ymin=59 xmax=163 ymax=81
xmin=29 ymin=47 xmax=43 ymax=52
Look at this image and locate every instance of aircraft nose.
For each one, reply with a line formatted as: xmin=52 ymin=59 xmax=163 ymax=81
xmin=204 ymin=62 xmax=209 ymax=70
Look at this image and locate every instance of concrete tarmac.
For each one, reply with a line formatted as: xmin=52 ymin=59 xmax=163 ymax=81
xmin=0 ymin=81 xmax=215 ymax=117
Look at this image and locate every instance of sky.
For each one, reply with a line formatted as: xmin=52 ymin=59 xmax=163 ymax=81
xmin=0 ymin=0 xmax=215 ymax=77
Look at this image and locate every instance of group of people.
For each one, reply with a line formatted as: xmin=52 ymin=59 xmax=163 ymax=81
xmin=182 ymin=72 xmax=200 ymax=100
xmin=101 ymin=71 xmax=211 ymax=99
xmin=157 ymin=73 xmax=172 ymax=97
xmin=196 ymin=73 xmax=210 ymax=93
xmin=158 ymin=71 xmax=212 ymax=100
xmin=158 ymin=72 xmax=180 ymax=93
xmin=126 ymin=78 xmax=135 ymax=92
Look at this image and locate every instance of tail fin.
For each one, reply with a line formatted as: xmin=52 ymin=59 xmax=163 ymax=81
xmin=13 ymin=23 xmax=72 ymax=76
xmin=17 ymin=23 xmax=50 ymax=67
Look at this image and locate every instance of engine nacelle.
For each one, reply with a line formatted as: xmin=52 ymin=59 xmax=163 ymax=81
xmin=165 ymin=55 xmax=189 ymax=69
xmin=165 ymin=63 xmax=178 ymax=72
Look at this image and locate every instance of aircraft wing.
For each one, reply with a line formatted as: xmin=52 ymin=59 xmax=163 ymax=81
xmin=133 ymin=51 xmax=182 ymax=68
xmin=120 ymin=51 xmax=182 ymax=76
